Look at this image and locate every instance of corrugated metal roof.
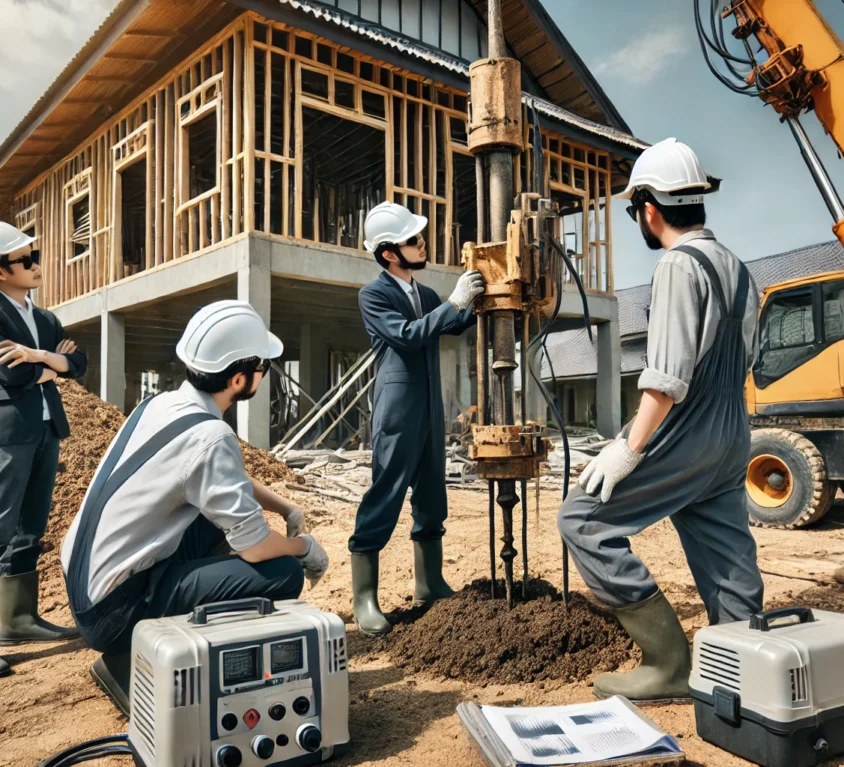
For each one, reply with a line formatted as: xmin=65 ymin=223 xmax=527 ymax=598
xmin=542 ymin=239 xmax=844 ymax=381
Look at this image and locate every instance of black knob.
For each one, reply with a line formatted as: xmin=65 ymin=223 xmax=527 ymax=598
xmin=297 ymin=724 xmax=322 ymax=753
xmin=221 ymin=713 xmax=238 ymax=731
xmin=292 ymin=696 xmax=310 ymax=716
xmin=216 ymin=745 xmax=243 ymax=767
xmin=276 ymin=734 xmax=289 ymax=747
xmin=251 ymin=735 xmax=275 ymax=760
xmin=269 ymin=703 xmax=286 ymax=721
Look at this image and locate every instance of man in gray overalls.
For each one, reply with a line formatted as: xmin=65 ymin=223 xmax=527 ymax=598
xmin=558 ymin=139 xmax=764 ymax=702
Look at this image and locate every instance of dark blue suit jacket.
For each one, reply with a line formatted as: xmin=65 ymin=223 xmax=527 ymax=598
xmin=0 ymin=293 xmax=87 ymax=445
xmin=359 ymin=271 xmax=476 ymax=445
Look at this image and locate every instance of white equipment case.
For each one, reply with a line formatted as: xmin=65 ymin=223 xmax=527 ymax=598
xmin=689 ymin=606 xmax=844 ymax=767
xmin=128 ymin=597 xmax=350 ymax=767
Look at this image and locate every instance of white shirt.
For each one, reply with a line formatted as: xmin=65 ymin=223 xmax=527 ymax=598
xmin=61 ymin=382 xmax=270 ymax=604
xmin=0 ymin=291 xmax=49 ymax=420
xmin=387 ymin=272 xmax=423 ymax=318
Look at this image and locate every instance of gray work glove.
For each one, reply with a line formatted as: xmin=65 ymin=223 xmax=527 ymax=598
xmin=578 ymin=438 xmax=644 ymax=503
xmin=448 ymin=270 xmax=485 ymax=310
xmin=284 ymin=506 xmax=305 ymax=538
xmin=297 ymin=534 xmax=329 ymax=587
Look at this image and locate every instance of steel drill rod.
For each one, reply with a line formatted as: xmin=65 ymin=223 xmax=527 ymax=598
xmin=487 ymin=0 xmax=507 ymax=58
xmin=498 ymin=479 xmax=518 ymax=608
xmin=563 ymin=542 xmax=570 ymax=607
xmin=521 ymin=478 xmax=528 ymax=600
xmin=488 ymin=480 xmax=496 ymax=598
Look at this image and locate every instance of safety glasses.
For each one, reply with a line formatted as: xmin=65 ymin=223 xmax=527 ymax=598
xmin=1 ymin=251 xmax=40 ymax=270
xmin=257 ymin=359 xmax=271 ymax=375
xmin=625 ymin=189 xmax=649 ymax=222
xmin=401 ymin=235 xmax=424 ymax=248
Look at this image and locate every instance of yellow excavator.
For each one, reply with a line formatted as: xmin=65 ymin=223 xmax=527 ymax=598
xmin=697 ymin=0 xmax=844 ymax=529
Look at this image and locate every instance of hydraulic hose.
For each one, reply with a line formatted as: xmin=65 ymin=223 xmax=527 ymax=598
xmin=38 ymin=735 xmax=131 ymax=767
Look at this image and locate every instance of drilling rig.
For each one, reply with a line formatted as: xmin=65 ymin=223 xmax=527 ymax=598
xmin=464 ymin=0 xmax=592 ymax=606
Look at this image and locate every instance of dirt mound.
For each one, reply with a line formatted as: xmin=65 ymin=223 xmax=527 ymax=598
xmin=767 ymin=584 xmax=844 ymax=614
xmin=38 ymin=380 xmax=295 ymax=612
xmin=380 ymin=579 xmax=633 ymax=685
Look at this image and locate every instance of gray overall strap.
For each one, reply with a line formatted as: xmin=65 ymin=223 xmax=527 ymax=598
xmin=68 ymin=400 xmax=217 ymax=611
xmin=673 ymin=244 xmax=729 ymax=318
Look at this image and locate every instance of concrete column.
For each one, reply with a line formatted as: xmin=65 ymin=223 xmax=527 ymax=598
xmin=298 ymin=323 xmax=329 ymax=419
xmin=596 ymin=315 xmax=622 ymax=439
xmin=236 ymin=240 xmax=272 ymax=450
xmin=100 ymin=310 xmax=126 ymax=412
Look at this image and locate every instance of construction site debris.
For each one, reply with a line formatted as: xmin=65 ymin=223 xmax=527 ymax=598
xmin=377 ymin=579 xmax=633 ymax=685
xmin=38 ymin=380 xmax=296 ymax=614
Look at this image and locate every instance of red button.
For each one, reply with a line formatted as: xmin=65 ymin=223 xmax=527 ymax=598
xmin=243 ymin=709 xmax=261 ymax=729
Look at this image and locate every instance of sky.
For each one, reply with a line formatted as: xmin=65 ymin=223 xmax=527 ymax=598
xmin=1 ymin=0 xmax=844 ymax=288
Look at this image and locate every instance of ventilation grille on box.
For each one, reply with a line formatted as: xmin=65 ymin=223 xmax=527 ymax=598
xmin=790 ymin=667 xmax=808 ymax=703
xmin=132 ymin=654 xmax=156 ymax=757
xmin=699 ymin=643 xmax=741 ymax=691
xmin=328 ymin=637 xmax=347 ymax=674
xmin=174 ymin=666 xmax=201 ymax=708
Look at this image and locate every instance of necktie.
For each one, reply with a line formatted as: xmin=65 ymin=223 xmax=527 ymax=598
xmin=409 ymin=285 xmax=423 ymax=319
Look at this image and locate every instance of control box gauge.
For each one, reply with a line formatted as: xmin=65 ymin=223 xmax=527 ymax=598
xmin=128 ymin=598 xmax=349 ymax=767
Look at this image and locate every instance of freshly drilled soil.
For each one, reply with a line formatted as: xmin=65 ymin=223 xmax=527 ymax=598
xmin=37 ymin=380 xmax=296 ymax=614
xmin=380 ymin=579 xmax=633 ymax=685
xmin=768 ymin=584 xmax=844 ymax=613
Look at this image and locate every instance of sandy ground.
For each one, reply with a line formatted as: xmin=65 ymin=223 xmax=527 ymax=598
xmin=3 ymin=484 xmax=844 ymax=767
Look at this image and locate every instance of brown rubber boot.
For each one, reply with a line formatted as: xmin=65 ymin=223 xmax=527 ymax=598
xmin=593 ymin=590 xmax=691 ymax=702
xmin=351 ymin=552 xmax=392 ymax=636
xmin=413 ymin=539 xmax=455 ymax=605
xmin=0 ymin=572 xmax=80 ymax=644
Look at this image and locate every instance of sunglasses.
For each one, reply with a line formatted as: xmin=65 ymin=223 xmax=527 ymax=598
xmin=257 ymin=359 xmax=271 ymax=375
xmin=1 ymin=251 xmax=40 ymax=270
xmin=625 ymin=188 xmax=650 ymax=222
xmin=401 ymin=235 xmax=424 ymax=247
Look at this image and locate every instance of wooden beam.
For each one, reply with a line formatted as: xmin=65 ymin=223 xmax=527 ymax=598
xmin=103 ymin=53 xmax=159 ymax=64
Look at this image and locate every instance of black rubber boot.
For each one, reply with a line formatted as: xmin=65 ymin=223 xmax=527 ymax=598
xmin=91 ymin=653 xmax=132 ymax=716
xmin=0 ymin=656 xmax=10 ymax=677
xmin=351 ymin=552 xmax=392 ymax=636
xmin=0 ymin=572 xmax=80 ymax=644
xmin=413 ymin=539 xmax=455 ymax=605
xmin=593 ymin=590 xmax=691 ymax=702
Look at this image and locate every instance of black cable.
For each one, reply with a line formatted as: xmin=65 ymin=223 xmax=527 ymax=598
xmin=694 ymin=0 xmax=760 ymax=96
xmin=39 ymin=736 xmax=131 ymax=767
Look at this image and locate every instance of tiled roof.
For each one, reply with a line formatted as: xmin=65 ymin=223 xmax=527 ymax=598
xmin=542 ymin=240 xmax=844 ymax=381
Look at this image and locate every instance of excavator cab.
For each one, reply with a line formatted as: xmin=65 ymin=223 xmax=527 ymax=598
xmin=745 ymin=271 xmax=844 ymax=528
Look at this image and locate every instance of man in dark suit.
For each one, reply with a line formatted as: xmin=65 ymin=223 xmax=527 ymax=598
xmin=0 ymin=222 xmax=87 ymax=677
xmin=349 ymin=202 xmax=484 ymax=635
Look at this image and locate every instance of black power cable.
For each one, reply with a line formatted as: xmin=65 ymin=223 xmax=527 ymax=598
xmin=38 ymin=735 xmax=131 ymax=767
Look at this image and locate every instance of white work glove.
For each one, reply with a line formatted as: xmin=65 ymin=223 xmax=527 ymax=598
xmin=578 ymin=438 xmax=644 ymax=504
xmin=449 ymin=270 xmax=486 ymax=310
xmin=297 ymin=534 xmax=329 ymax=587
xmin=284 ymin=507 xmax=305 ymax=538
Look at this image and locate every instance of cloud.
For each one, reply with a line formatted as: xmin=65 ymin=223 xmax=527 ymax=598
xmin=594 ymin=25 xmax=687 ymax=84
xmin=0 ymin=0 xmax=119 ymax=141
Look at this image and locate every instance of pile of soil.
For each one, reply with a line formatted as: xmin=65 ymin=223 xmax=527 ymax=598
xmin=38 ymin=380 xmax=296 ymax=612
xmin=381 ymin=579 xmax=633 ymax=685
xmin=768 ymin=584 xmax=844 ymax=613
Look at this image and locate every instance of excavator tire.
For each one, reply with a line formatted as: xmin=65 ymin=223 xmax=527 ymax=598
xmin=746 ymin=429 xmax=834 ymax=529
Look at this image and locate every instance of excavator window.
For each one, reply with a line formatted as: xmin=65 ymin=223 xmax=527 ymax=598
xmin=823 ymin=282 xmax=844 ymax=345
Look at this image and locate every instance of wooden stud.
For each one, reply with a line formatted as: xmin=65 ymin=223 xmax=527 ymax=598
xmin=155 ymin=90 xmax=164 ymax=266
xmin=222 ymin=40 xmax=232 ymax=241
xmin=164 ymin=83 xmax=175 ymax=262
xmin=294 ymin=61 xmax=304 ymax=239
xmin=264 ymin=44 xmax=271 ymax=233
xmin=145 ymin=116 xmax=154 ymax=271
xmin=233 ymin=26 xmax=243 ymax=237
xmin=244 ymin=19 xmax=256 ymax=234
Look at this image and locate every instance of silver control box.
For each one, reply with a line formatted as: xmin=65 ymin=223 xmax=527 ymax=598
xmin=128 ymin=598 xmax=350 ymax=767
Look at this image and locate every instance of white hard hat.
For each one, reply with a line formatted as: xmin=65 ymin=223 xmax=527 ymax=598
xmin=363 ymin=201 xmax=427 ymax=253
xmin=619 ymin=138 xmax=712 ymax=206
xmin=0 ymin=222 xmax=35 ymax=255
xmin=176 ymin=300 xmax=283 ymax=374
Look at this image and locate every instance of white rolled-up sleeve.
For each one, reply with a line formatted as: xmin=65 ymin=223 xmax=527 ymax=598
xmin=638 ymin=262 xmax=699 ymax=404
xmin=182 ymin=434 xmax=270 ymax=551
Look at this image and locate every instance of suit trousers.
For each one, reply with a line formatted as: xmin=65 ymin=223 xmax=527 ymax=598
xmin=0 ymin=422 xmax=60 ymax=575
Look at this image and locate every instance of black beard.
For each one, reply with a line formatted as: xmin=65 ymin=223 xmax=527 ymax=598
xmin=638 ymin=215 xmax=663 ymax=251
xmin=233 ymin=372 xmax=258 ymax=402
xmin=396 ymin=250 xmax=427 ymax=271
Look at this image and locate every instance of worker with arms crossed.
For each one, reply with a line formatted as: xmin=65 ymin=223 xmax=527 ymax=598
xmin=61 ymin=301 xmax=329 ymax=714
xmin=558 ymin=139 xmax=764 ymax=702
xmin=0 ymin=223 xmax=87 ymax=679
xmin=350 ymin=202 xmax=485 ymax=635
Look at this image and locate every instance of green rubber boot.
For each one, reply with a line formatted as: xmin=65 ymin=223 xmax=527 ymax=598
xmin=0 ymin=572 xmax=80 ymax=644
xmin=593 ymin=590 xmax=691 ymax=702
xmin=413 ymin=539 xmax=455 ymax=605
xmin=91 ymin=653 xmax=131 ymax=716
xmin=351 ymin=552 xmax=392 ymax=636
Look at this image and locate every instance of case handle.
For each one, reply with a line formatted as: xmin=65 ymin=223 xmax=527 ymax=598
xmin=749 ymin=607 xmax=815 ymax=632
xmin=189 ymin=597 xmax=275 ymax=625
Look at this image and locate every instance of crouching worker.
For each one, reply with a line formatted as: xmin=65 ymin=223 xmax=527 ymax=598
xmin=558 ymin=139 xmax=764 ymax=703
xmin=60 ymin=300 xmax=328 ymax=714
